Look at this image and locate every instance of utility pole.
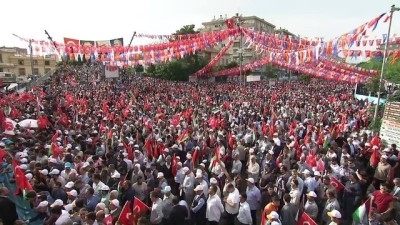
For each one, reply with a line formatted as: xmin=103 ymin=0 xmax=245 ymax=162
xmin=373 ymin=5 xmax=400 ymax=121
xmin=128 ymin=31 xmax=137 ymax=84
xmin=12 ymin=33 xmax=35 ymax=76
xmin=236 ymin=13 xmax=244 ymax=86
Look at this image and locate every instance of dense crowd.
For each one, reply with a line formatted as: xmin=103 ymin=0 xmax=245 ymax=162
xmin=0 ymin=63 xmax=399 ymax=225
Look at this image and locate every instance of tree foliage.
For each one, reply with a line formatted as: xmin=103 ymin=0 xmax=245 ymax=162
xmin=146 ymin=24 xmax=207 ymax=81
xmin=364 ymin=76 xmax=383 ymax=94
xmin=299 ymin=74 xmax=311 ymax=83
xmin=358 ymin=56 xmax=400 ymax=84
xmin=265 ymin=64 xmax=279 ymax=78
xmin=175 ymin=24 xmax=198 ymax=35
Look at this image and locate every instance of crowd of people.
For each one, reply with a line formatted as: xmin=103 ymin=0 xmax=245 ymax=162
xmin=0 ymin=63 xmax=399 ymax=225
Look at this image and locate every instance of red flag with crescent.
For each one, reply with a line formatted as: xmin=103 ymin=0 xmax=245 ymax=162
xmin=330 ymin=176 xmax=344 ymax=192
xmin=132 ymin=197 xmax=149 ymax=225
xmin=297 ymin=212 xmax=317 ymax=225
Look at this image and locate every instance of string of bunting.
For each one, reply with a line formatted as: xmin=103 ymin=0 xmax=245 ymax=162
xmin=193 ymin=35 xmax=238 ymax=77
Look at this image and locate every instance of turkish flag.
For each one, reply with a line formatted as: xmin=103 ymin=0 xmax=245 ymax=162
xmin=172 ymin=154 xmax=177 ymax=177
xmin=12 ymin=160 xmax=33 ymax=195
xmin=330 ymin=176 xmax=344 ymax=192
xmin=226 ymin=19 xmax=234 ymax=29
xmin=103 ymin=214 xmax=113 ymax=225
xmin=51 ymin=131 xmax=59 ymax=143
xmin=123 ymin=142 xmax=134 ymax=160
xmin=51 ymin=143 xmax=62 ymax=158
xmin=37 ymin=116 xmax=49 ymax=130
xmin=297 ymin=212 xmax=317 ymax=225
xmin=118 ymin=201 xmax=133 ymax=225
xmin=132 ymin=197 xmax=149 ymax=225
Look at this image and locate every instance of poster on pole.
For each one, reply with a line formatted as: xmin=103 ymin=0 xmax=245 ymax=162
xmin=380 ymin=102 xmax=400 ymax=146
xmin=105 ymin=65 xmax=119 ymax=79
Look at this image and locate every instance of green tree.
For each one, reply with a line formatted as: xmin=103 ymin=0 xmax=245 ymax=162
xmin=358 ymin=56 xmax=400 ymax=84
xmin=299 ymin=74 xmax=311 ymax=83
xmin=175 ymin=24 xmax=198 ymax=35
xmin=135 ymin=64 xmax=144 ymax=73
xmin=126 ymin=66 xmax=135 ymax=75
xmin=265 ymin=64 xmax=279 ymax=78
xmin=82 ymin=54 xmax=87 ymax=64
xmin=77 ymin=54 xmax=83 ymax=66
xmin=225 ymin=61 xmax=239 ymax=69
xmin=147 ymin=64 xmax=156 ymax=76
xmin=364 ymin=76 xmax=383 ymax=95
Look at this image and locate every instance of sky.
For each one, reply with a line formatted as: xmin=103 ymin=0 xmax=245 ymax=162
xmin=1 ymin=0 xmax=399 ymax=48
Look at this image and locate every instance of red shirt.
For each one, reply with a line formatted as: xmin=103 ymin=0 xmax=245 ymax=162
xmin=372 ymin=190 xmax=394 ymax=213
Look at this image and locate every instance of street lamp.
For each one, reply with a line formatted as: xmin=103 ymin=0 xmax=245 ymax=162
xmin=236 ymin=13 xmax=244 ymax=86
xmin=373 ymin=5 xmax=400 ymax=121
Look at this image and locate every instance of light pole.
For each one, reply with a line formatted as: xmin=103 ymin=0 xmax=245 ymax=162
xmin=236 ymin=13 xmax=244 ymax=86
xmin=373 ymin=5 xmax=400 ymax=121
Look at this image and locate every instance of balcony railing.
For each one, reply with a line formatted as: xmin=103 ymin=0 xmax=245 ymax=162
xmin=0 ymin=62 xmax=15 ymax=67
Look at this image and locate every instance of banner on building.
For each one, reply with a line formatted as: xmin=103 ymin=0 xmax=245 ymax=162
xmin=110 ymin=38 xmax=124 ymax=47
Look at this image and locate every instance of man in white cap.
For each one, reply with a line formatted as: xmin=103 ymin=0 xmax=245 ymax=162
xmin=304 ymin=191 xmax=318 ymax=221
xmin=303 ymin=169 xmax=317 ymax=192
xmin=327 ymin=209 xmax=341 ymax=225
xmin=245 ymin=178 xmax=261 ymax=225
xmin=49 ymin=169 xmax=66 ymax=189
xmin=373 ymin=154 xmax=391 ymax=189
xmin=157 ymin=172 xmax=168 ymax=191
xmin=247 ymin=156 xmax=260 ymax=182
xmin=180 ymin=167 xmax=195 ymax=204
xmin=131 ymin=163 xmax=144 ymax=184
xmin=99 ymin=185 xmax=110 ymax=207
xmin=109 ymin=199 xmax=121 ymax=224
xmin=191 ymin=185 xmax=207 ymax=225
xmin=210 ymin=177 xmax=221 ymax=198
xmin=161 ymin=186 xmax=174 ymax=224
xmin=266 ymin=211 xmax=281 ymax=224
xmin=195 ymin=172 xmax=208 ymax=198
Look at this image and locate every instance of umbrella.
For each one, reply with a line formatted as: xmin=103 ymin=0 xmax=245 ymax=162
xmin=18 ymin=119 xmax=38 ymax=128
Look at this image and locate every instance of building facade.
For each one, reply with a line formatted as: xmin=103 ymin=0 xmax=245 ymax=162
xmin=0 ymin=47 xmax=56 ymax=77
xmin=200 ymin=15 xmax=276 ymax=66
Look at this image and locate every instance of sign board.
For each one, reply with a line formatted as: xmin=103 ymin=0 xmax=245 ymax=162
xmin=246 ymin=75 xmax=261 ymax=82
xmin=269 ymin=80 xmax=276 ymax=86
xmin=105 ymin=66 xmax=119 ymax=79
xmin=380 ymin=102 xmax=400 ymax=146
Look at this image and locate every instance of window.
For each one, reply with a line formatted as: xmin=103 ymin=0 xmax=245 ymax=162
xmin=0 ymin=68 xmax=3 ymax=72
xmin=33 ymin=68 xmax=39 ymax=75
xmin=33 ymin=60 xmax=38 ymax=65
xmin=19 ymin=68 xmax=26 ymax=76
xmin=18 ymin=60 xmax=24 ymax=65
xmin=45 ymin=68 xmax=51 ymax=74
xmin=45 ymin=60 xmax=50 ymax=66
xmin=0 ymin=54 xmax=2 ymax=63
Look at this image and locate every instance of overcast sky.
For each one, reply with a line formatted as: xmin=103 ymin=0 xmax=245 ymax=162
xmin=2 ymin=0 xmax=399 ymax=48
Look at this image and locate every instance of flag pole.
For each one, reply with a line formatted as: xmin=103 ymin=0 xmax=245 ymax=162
xmin=373 ymin=5 xmax=400 ymax=121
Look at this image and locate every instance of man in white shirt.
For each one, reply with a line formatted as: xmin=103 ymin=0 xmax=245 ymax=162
xmin=245 ymin=178 xmax=261 ymax=225
xmin=232 ymin=153 xmax=243 ymax=174
xmin=92 ymin=174 xmax=105 ymax=196
xmin=236 ymin=193 xmax=252 ymax=225
xmin=303 ymin=169 xmax=317 ymax=192
xmin=206 ymin=186 xmax=224 ymax=225
xmin=195 ymin=173 xmax=209 ymax=198
xmin=223 ymin=183 xmax=240 ymax=225
xmin=180 ymin=167 xmax=195 ymax=205
xmin=247 ymin=156 xmax=260 ymax=182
